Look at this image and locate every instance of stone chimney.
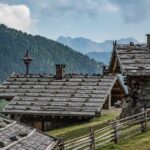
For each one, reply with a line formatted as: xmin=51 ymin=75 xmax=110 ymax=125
xmin=130 ymin=42 xmax=134 ymax=46
xmin=102 ymin=65 xmax=108 ymax=75
xmin=146 ymin=34 xmax=150 ymax=48
xmin=55 ymin=64 xmax=66 ymax=79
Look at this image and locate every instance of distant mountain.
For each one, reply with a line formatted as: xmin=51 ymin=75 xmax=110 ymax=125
xmin=57 ymin=36 xmax=140 ymax=64
xmin=57 ymin=36 xmax=100 ymax=53
xmin=0 ymin=24 xmax=102 ymax=82
xmin=57 ymin=36 xmax=140 ymax=53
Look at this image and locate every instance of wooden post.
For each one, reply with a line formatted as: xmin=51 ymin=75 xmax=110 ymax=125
xmin=89 ymin=127 xmax=95 ymax=150
xmin=141 ymin=108 xmax=147 ymax=132
xmin=108 ymin=93 xmax=111 ymax=109
xmin=58 ymin=138 xmax=64 ymax=150
xmin=141 ymin=108 xmax=146 ymax=133
xmin=114 ymin=121 xmax=119 ymax=144
xmin=145 ymin=109 xmax=147 ymax=131
xmin=103 ymin=93 xmax=111 ymax=110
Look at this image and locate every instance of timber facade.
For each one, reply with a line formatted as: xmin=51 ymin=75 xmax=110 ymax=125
xmin=109 ymin=35 xmax=150 ymax=116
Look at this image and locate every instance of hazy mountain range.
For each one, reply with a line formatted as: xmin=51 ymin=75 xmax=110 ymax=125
xmin=57 ymin=36 xmax=140 ymax=64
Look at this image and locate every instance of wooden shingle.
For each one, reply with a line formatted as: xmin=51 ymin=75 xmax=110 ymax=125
xmin=0 ymin=116 xmax=59 ymax=149
xmin=110 ymin=44 xmax=150 ymax=76
xmin=0 ymin=74 xmax=119 ymax=117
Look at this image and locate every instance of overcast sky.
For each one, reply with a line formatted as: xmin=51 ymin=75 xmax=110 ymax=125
xmin=0 ymin=0 xmax=150 ymax=42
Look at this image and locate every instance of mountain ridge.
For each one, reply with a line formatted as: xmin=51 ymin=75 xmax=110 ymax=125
xmin=57 ymin=36 xmax=140 ymax=53
xmin=57 ymin=36 xmax=140 ymax=64
xmin=0 ymin=24 xmax=102 ymax=82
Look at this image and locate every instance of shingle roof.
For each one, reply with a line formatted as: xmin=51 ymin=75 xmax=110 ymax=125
xmin=0 ymin=116 xmax=59 ymax=150
xmin=114 ymin=44 xmax=150 ymax=76
xmin=0 ymin=73 xmax=118 ymax=117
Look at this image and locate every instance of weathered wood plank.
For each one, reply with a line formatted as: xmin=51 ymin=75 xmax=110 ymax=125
xmin=0 ymin=88 xmax=108 ymax=94
xmin=3 ymin=109 xmax=96 ymax=116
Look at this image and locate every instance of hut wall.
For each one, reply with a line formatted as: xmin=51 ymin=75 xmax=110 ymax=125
xmin=126 ymin=76 xmax=150 ymax=108
xmin=139 ymin=77 xmax=150 ymax=107
xmin=17 ymin=115 xmax=91 ymax=131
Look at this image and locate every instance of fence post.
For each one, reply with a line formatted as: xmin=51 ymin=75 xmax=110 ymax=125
xmin=58 ymin=138 xmax=64 ymax=150
xmin=141 ymin=108 xmax=144 ymax=133
xmin=141 ymin=108 xmax=146 ymax=133
xmin=89 ymin=127 xmax=95 ymax=150
xmin=114 ymin=121 xmax=119 ymax=144
xmin=141 ymin=108 xmax=148 ymax=133
xmin=145 ymin=109 xmax=147 ymax=131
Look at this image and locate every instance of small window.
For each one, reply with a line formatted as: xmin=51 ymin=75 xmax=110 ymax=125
xmin=44 ymin=121 xmax=51 ymax=131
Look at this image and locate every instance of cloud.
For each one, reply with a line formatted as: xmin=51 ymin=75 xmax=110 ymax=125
xmin=102 ymin=3 xmax=119 ymax=12
xmin=2 ymin=0 xmax=149 ymax=25
xmin=0 ymin=3 xmax=35 ymax=32
xmin=39 ymin=0 xmax=149 ymax=23
xmin=38 ymin=0 xmax=119 ymax=19
xmin=110 ymin=0 xmax=150 ymax=23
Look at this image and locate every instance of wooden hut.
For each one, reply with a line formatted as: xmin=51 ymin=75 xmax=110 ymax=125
xmin=109 ymin=35 xmax=150 ymax=115
xmin=0 ymin=72 xmax=125 ymax=130
xmin=0 ymin=116 xmax=61 ymax=149
xmin=0 ymin=51 xmax=126 ymax=131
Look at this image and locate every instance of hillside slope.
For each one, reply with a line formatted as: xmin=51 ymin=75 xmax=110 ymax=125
xmin=101 ymin=130 xmax=150 ymax=150
xmin=0 ymin=24 xmax=102 ymax=82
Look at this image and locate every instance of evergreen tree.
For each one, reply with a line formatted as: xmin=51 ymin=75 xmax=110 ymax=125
xmin=0 ymin=24 xmax=102 ymax=82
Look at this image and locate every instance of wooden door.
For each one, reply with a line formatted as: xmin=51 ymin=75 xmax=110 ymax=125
xmin=33 ymin=121 xmax=42 ymax=130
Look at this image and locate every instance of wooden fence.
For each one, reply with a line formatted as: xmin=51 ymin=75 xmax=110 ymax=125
xmin=63 ymin=109 xmax=150 ymax=150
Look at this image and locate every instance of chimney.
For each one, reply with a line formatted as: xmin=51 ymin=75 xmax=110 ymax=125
xmin=146 ymin=34 xmax=150 ymax=48
xmin=22 ymin=50 xmax=32 ymax=75
xmin=55 ymin=64 xmax=66 ymax=79
xmin=130 ymin=42 xmax=134 ymax=46
xmin=113 ymin=41 xmax=117 ymax=50
xmin=102 ymin=65 xmax=108 ymax=75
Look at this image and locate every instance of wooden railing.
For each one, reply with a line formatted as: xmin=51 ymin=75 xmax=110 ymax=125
xmin=63 ymin=109 xmax=150 ymax=150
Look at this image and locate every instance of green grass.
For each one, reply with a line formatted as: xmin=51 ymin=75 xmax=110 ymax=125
xmin=0 ymin=99 xmax=8 ymax=111
xmin=47 ymin=109 xmax=120 ymax=141
xmin=100 ymin=130 xmax=150 ymax=150
xmin=47 ymin=109 xmax=150 ymax=150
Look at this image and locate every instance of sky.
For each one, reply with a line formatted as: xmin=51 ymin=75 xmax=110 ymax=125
xmin=0 ymin=0 xmax=150 ymax=42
